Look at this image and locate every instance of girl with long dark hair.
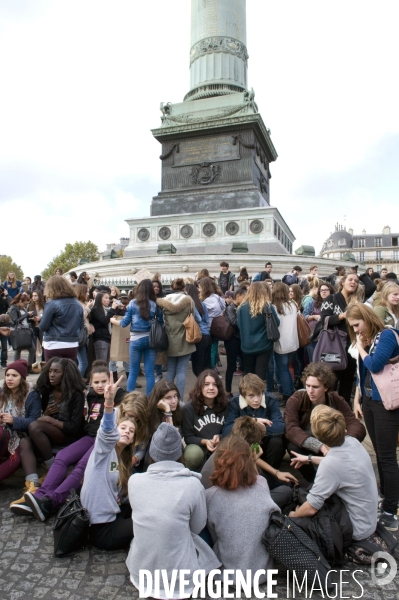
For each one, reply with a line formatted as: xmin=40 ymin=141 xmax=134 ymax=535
xmin=111 ymin=278 xmax=161 ymax=394
xmin=21 ymin=361 xmax=126 ymax=521
xmin=91 ymin=291 xmax=117 ymax=364
xmin=321 ymin=273 xmax=361 ymax=404
xmin=182 ymin=369 xmax=228 ymax=471
xmin=272 ymin=282 xmax=299 ymax=404
xmin=8 ymin=293 xmax=36 ymax=370
xmin=9 ymin=357 xmax=85 ymax=514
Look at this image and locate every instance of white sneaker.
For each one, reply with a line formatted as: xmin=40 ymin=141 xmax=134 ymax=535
xmin=155 ymin=375 xmax=162 ymax=384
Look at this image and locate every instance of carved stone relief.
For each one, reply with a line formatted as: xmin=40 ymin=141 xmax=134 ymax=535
xmin=190 ymin=37 xmax=249 ymax=66
xmin=180 ymin=225 xmax=193 ymax=239
xmin=191 ymin=163 xmax=222 ymax=185
xmin=203 ymin=223 xmax=216 ymax=237
xmin=250 ymin=219 xmax=264 ymax=234
xmin=137 ymin=228 xmax=150 ymax=242
xmin=159 ymin=227 xmax=171 ymax=240
xmin=226 ymin=222 xmax=239 ymax=236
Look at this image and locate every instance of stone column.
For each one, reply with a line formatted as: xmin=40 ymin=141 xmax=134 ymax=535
xmin=185 ymin=0 xmax=248 ymax=101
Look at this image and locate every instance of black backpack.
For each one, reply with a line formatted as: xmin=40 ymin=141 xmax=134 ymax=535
xmin=263 ymin=303 xmax=280 ymax=342
xmin=347 ymin=523 xmax=398 ymax=565
xmin=262 ymin=511 xmax=333 ymax=594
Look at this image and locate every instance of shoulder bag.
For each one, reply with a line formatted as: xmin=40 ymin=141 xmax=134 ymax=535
xmin=183 ymin=308 xmax=202 ymax=344
xmin=209 ymin=296 xmax=234 ymax=341
xmin=313 ymin=317 xmax=348 ymax=371
xmin=263 ymin=303 xmax=280 ymax=342
xmin=9 ymin=313 xmax=35 ymax=351
xmin=53 ymin=489 xmax=89 ymax=557
xmin=370 ymin=330 xmax=399 ymax=410
xmin=262 ymin=511 xmax=332 ymax=594
xmin=149 ymin=309 xmax=169 ymax=352
xmin=297 ymin=312 xmax=312 ymax=347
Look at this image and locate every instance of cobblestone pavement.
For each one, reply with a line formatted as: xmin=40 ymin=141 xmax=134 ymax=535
xmin=1 ymin=356 xmax=399 ymax=599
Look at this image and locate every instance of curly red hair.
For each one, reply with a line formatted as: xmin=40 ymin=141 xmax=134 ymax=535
xmin=210 ymin=435 xmax=258 ymax=490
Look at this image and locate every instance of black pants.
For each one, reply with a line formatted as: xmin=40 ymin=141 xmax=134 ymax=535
xmin=287 ymin=441 xmax=318 ymax=482
xmin=261 ymin=435 xmax=285 ymax=470
xmin=191 ymin=334 xmax=212 ymax=376
xmin=0 ymin=334 xmax=7 ymax=366
xmin=224 ymin=336 xmax=242 ymax=393
xmin=89 ymin=504 xmax=133 ymax=550
xmin=363 ymin=395 xmax=399 ymax=514
xmin=243 ymin=349 xmax=273 ymax=382
xmin=334 ymin=353 xmax=356 ymax=405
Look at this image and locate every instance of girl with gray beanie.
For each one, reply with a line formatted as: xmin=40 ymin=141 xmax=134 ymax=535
xmin=126 ymin=422 xmax=220 ymax=598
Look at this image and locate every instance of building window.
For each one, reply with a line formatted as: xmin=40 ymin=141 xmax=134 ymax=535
xmin=375 ymin=237 xmax=382 ymax=247
xmin=393 ymin=250 xmax=399 ymax=260
xmin=392 ymin=237 xmax=398 ymax=247
xmin=376 ymin=251 xmax=382 ymax=260
xmin=274 ymin=221 xmax=277 ymax=236
xmin=338 ymin=238 xmax=346 ymax=246
xmin=358 ymin=238 xmax=365 ymax=248
xmin=359 ymin=252 xmax=364 ymax=262
xmin=376 ymin=265 xmax=382 ymax=271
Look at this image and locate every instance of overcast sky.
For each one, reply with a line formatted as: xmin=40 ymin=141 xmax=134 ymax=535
xmin=1 ymin=0 xmax=398 ymax=277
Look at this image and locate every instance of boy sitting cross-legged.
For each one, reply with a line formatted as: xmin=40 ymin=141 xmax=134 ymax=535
xmin=222 ymin=373 xmax=286 ymax=470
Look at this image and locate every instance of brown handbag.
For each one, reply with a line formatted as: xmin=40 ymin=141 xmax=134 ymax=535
xmin=297 ymin=312 xmax=312 ymax=347
xmin=183 ymin=312 xmax=202 ymax=344
xmin=210 ymin=315 xmax=235 ymax=341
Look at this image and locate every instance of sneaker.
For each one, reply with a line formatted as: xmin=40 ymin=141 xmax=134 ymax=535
xmin=219 ymin=347 xmax=226 ymax=355
xmin=378 ymin=512 xmax=398 ymax=532
xmin=9 ymin=481 xmax=39 ymax=515
xmin=155 ymin=375 xmax=163 ymax=384
xmin=217 ymin=360 xmax=223 ymax=367
xmin=234 ymin=369 xmax=244 ymax=376
xmin=24 ymin=493 xmax=53 ymax=522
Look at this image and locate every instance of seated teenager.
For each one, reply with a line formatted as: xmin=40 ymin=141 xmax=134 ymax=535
xmin=126 ymin=423 xmax=221 ymax=599
xmin=182 ymin=370 xmax=229 ymax=471
xmin=0 ymin=360 xmax=40 ymax=483
xmin=202 ymin=416 xmax=297 ymax=509
xmin=81 ymin=394 xmax=136 ymax=551
xmin=10 ymin=358 xmax=85 ymax=514
xmin=284 ymin=362 xmax=366 ymax=481
xmin=222 ymin=373 xmax=286 ymax=470
xmin=206 ymin=435 xmax=280 ymax=588
xmin=289 ymin=405 xmax=378 ymax=542
xmin=116 ymin=391 xmax=150 ymax=473
xmin=21 ymin=361 xmax=126 ymax=521
xmin=148 ymin=379 xmax=183 ymax=434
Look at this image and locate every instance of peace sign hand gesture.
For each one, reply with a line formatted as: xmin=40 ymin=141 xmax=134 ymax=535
xmin=104 ymin=375 xmax=124 ymax=406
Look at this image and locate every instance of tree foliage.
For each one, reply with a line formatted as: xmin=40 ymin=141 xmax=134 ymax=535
xmin=41 ymin=241 xmax=100 ymax=280
xmin=0 ymin=255 xmax=24 ymax=282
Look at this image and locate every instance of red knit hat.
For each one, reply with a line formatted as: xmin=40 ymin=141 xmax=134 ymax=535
xmin=5 ymin=359 xmax=28 ymax=380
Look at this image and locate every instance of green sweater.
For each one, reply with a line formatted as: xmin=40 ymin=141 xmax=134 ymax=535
xmin=237 ymin=302 xmax=280 ymax=354
xmin=374 ymin=305 xmax=397 ymax=328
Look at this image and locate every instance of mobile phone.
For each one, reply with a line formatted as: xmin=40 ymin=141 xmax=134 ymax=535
xmin=251 ymin=443 xmax=260 ymax=453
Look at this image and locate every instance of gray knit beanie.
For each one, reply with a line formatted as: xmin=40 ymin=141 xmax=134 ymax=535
xmin=149 ymin=422 xmax=183 ymax=462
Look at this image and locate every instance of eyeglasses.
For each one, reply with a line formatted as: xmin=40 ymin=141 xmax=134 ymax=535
xmin=320 ymin=288 xmax=330 ymax=293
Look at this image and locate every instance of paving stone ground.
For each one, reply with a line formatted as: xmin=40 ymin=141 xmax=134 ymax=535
xmin=1 ymin=351 xmax=399 ymax=599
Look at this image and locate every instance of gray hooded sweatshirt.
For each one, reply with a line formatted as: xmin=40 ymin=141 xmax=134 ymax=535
xmin=126 ymin=461 xmax=220 ymax=598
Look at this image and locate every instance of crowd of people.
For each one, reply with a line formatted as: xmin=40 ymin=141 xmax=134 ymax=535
xmin=1 ymin=260 xmax=399 ymax=596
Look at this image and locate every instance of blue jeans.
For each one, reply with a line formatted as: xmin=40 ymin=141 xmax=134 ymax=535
xmin=274 ymin=351 xmax=296 ymax=397
xmin=155 ymin=364 xmax=163 ymax=377
xmin=77 ymin=346 xmax=88 ymax=377
xmin=166 ymin=354 xmax=191 ymax=401
xmin=128 ymin=336 xmax=156 ymax=395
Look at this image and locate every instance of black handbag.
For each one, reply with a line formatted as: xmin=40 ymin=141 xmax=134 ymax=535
xmin=149 ymin=311 xmax=168 ymax=352
xmin=263 ymin=303 xmax=280 ymax=342
xmin=9 ymin=313 xmax=35 ymax=351
xmin=262 ymin=512 xmax=332 ymax=593
xmin=53 ymin=489 xmax=89 ymax=557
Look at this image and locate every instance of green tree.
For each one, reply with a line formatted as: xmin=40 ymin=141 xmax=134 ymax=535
xmin=41 ymin=241 xmax=100 ymax=280
xmin=0 ymin=255 xmax=24 ymax=282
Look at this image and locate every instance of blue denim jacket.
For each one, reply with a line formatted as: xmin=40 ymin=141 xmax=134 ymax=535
xmin=119 ymin=299 xmax=163 ymax=332
xmin=194 ymin=303 xmax=210 ymax=335
xmin=39 ymin=298 xmax=84 ymax=343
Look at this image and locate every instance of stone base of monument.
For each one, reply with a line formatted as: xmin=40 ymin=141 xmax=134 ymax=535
xmin=124 ymin=205 xmax=294 ymax=259
xmin=74 ymin=251 xmax=343 ymax=289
